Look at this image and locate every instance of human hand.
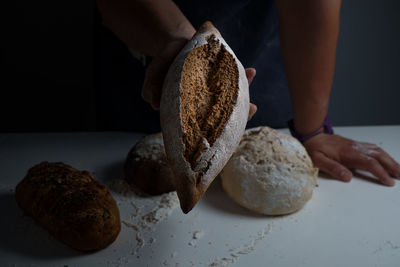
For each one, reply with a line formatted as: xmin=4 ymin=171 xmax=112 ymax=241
xmin=141 ymin=41 xmax=258 ymax=120
xmin=245 ymin=68 xmax=257 ymax=121
xmin=142 ymin=39 xmax=189 ymax=110
xmin=303 ymin=134 xmax=400 ymax=186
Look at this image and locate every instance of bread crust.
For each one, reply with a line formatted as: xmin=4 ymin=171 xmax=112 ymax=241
xmin=221 ymin=127 xmax=318 ymax=215
xmin=15 ymin=162 xmax=121 ymax=251
xmin=160 ymin=21 xmax=249 ymax=213
xmin=124 ymin=133 xmax=175 ymax=195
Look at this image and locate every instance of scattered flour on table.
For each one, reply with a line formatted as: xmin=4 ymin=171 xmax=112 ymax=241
xmin=107 ymin=256 xmax=130 ymax=267
xmin=386 ymin=241 xmax=400 ymax=249
xmin=107 ymin=178 xmax=179 ymax=255
xmin=107 ymin=179 xmax=274 ymax=266
xmin=208 ymin=223 xmax=274 ymax=267
xmin=189 ymin=230 xmax=205 ymax=247
xmin=373 ymin=240 xmax=400 ymax=254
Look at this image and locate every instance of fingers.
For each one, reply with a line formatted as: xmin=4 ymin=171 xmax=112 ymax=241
xmin=248 ymin=103 xmax=257 ymax=121
xmin=142 ymin=40 xmax=188 ymax=110
xmin=311 ymin=152 xmax=353 ymax=182
xmin=245 ymin=68 xmax=256 ymax=85
xmin=305 ymin=134 xmax=399 ymax=186
xmin=245 ymin=68 xmax=257 ymax=121
xmin=368 ymin=147 xmax=400 ymax=179
xmin=343 ymin=152 xmax=395 ymax=186
xmin=351 ymin=141 xmax=400 ymax=179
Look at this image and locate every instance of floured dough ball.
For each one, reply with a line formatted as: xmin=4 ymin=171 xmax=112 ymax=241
xmin=124 ymin=133 xmax=175 ymax=195
xmin=220 ymin=126 xmax=318 ymax=215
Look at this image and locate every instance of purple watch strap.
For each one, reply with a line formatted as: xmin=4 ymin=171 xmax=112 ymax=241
xmin=288 ymin=114 xmax=334 ymax=143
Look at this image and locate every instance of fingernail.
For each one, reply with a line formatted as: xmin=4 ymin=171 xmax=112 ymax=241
xmin=385 ymin=179 xmax=395 ymax=187
xmin=340 ymin=171 xmax=351 ymax=181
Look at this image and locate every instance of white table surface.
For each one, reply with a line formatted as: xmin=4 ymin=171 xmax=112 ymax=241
xmin=0 ymin=126 xmax=399 ymax=267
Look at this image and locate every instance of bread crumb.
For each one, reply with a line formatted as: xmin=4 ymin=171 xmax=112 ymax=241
xmin=193 ymin=230 xmax=205 ymax=240
xmin=122 ymin=220 xmax=139 ymax=231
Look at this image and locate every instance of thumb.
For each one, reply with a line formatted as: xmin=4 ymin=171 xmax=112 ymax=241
xmin=248 ymin=103 xmax=257 ymax=121
xmin=142 ymin=57 xmax=170 ymax=110
xmin=245 ymin=68 xmax=257 ymax=121
xmin=245 ymin=68 xmax=256 ymax=85
xmin=142 ymin=39 xmax=189 ymax=110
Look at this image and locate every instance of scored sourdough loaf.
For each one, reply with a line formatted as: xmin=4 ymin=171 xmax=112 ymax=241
xmin=160 ymin=21 xmax=250 ymax=213
xmin=15 ymin=162 xmax=121 ymax=251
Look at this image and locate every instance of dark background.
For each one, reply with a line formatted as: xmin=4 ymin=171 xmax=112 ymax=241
xmin=1 ymin=1 xmax=399 ymax=132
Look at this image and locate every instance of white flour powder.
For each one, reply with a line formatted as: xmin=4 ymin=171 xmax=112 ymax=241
xmin=208 ymin=223 xmax=274 ymax=267
xmin=108 ymin=178 xmax=179 ymax=255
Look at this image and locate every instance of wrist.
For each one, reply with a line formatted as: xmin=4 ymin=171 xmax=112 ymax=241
xmin=288 ymin=114 xmax=334 ymax=143
xmin=157 ymin=24 xmax=195 ymax=60
xmin=146 ymin=38 xmax=190 ymax=73
xmin=168 ymin=21 xmax=196 ymax=45
xmin=291 ymin=98 xmax=330 ymax=135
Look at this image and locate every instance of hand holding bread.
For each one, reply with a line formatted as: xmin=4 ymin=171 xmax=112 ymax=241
xmin=140 ymin=23 xmax=257 ymax=120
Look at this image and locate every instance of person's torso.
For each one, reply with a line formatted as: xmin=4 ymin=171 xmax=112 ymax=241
xmin=95 ymin=0 xmax=292 ymax=132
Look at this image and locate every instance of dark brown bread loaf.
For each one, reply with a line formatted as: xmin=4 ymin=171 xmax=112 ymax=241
xmin=124 ymin=133 xmax=175 ymax=195
xmin=15 ymin=162 xmax=121 ymax=251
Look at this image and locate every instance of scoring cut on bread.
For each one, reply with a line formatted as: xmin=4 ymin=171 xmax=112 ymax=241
xmin=160 ymin=21 xmax=250 ymax=213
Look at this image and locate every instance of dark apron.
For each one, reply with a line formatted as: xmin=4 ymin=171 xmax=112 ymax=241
xmin=95 ymin=0 xmax=292 ymax=133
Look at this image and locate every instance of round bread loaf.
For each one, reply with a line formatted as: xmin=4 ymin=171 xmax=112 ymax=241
xmin=124 ymin=133 xmax=175 ymax=195
xmin=220 ymin=126 xmax=318 ymax=215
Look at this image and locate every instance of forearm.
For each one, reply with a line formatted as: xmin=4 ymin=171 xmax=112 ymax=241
xmin=276 ymin=0 xmax=341 ymax=134
xmin=96 ymin=0 xmax=195 ymax=57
